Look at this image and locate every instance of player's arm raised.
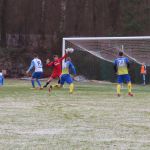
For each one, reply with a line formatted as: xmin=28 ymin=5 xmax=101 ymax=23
xmin=59 ymin=53 xmax=68 ymax=62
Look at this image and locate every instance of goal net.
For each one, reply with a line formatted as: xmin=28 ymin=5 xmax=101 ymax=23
xmin=62 ymin=36 xmax=150 ymax=83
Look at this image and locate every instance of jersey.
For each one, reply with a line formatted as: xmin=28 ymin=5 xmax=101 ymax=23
xmin=0 ymin=72 xmax=4 ymax=86
xmin=114 ymin=57 xmax=129 ymax=75
xmin=28 ymin=58 xmax=43 ymax=73
xmin=46 ymin=54 xmax=67 ymax=77
xmin=62 ymin=61 xmax=76 ymax=75
xmin=140 ymin=65 xmax=146 ymax=74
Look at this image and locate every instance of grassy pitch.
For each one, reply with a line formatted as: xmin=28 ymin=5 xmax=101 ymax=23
xmin=0 ymin=80 xmax=150 ymax=150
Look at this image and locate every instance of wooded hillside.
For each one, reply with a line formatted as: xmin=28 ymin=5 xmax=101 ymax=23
xmin=0 ymin=0 xmax=150 ymax=78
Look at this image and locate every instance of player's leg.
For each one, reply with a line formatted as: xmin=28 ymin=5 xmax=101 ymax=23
xmin=31 ymin=78 xmax=35 ymax=88
xmin=125 ymin=74 xmax=133 ymax=96
xmin=54 ymin=75 xmax=64 ymax=89
xmin=0 ymin=75 xmax=4 ymax=86
xmin=69 ymin=83 xmax=74 ymax=94
xmin=2 ymin=77 xmax=4 ymax=85
xmin=35 ymin=72 xmax=43 ymax=89
xmin=116 ymin=75 xmax=123 ymax=97
xmin=51 ymin=78 xmax=62 ymax=89
xmin=43 ymin=76 xmax=53 ymax=88
xmin=143 ymin=74 xmax=146 ymax=85
xmin=49 ymin=76 xmax=64 ymax=93
xmin=31 ymin=72 xmax=36 ymax=88
xmin=0 ymin=77 xmax=3 ymax=86
xmin=36 ymin=78 xmax=42 ymax=89
xmin=127 ymin=82 xmax=133 ymax=96
xmin=58 ymin=78 xmax=60 ymax=84
xmin=66 ymin=75 xmax=74 ymax=93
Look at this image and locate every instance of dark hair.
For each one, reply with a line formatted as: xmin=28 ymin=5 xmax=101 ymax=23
xmin=34 ymin=53 xmax=38 ymax=58
xmin=119 ymin=51 xmax=123 ymax=56
xmin=53 ymin=55 xmax=58 ymax=58
xmin=66 ymin=57 xmax=71 ymax=61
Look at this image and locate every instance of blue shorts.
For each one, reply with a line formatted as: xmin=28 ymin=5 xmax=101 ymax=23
xmin=117 ymin=74 xmax=131 ymax=84
xmin=32 ymin=72 xmax=43 ymax=79
xmin=0 ymin=77 xmax=4 ymax=86
xmin=60 ymin=74 xmax=73 ymax=85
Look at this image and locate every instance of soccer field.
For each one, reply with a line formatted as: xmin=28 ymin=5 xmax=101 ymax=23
xmin=0 ymin=80 xmax=150 ymax=150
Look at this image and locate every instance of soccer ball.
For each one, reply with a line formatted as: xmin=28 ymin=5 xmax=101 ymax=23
xmin=66 ymin=48 xmax=74 ymax=53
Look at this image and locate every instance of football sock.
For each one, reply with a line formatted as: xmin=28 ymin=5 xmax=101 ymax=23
xmin=117 ymin=84 xmax=121 ymax=95
xmin=69 ymin=83 xmax=74 ymax=93
xmin=43 ymin=82 xmax=49 ymax=88
xmin=128 ymin=83 xmax=132 ymax=93
xmin=31 ymin=79 xmax=35 ymax=88
xmin=36 ymin=79 xmax=41 ymax=87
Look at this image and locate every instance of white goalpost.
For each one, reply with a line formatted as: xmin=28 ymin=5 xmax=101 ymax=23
xmin=62 ymin=36 xmax=150 ymax=66
xmin=62 ymin=36 xmax=150 ymax=82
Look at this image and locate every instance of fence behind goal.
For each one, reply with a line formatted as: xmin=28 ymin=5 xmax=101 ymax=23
xmin=62 ymin=37 xmax=150 ymax=83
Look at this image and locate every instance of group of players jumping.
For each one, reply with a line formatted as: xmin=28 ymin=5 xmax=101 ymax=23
xmin=26 ymin=50 xmax=76 ymax=94
xmin=26 ymin=49 xmax=133 ymax=97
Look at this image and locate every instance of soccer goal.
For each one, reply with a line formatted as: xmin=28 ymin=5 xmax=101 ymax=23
xmin=62 ymin=36 xmax=150 ymax=82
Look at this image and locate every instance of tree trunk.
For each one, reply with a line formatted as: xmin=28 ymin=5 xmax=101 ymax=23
xmin=0 ymin=0 xmax=7 ymax=47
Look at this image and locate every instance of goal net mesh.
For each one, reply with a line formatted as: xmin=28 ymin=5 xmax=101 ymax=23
xmin=63 ymin=37 xmax=150 ymax=83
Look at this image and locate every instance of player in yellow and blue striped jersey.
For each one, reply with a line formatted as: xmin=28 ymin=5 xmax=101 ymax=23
xmin=114 ymin=51 xmax=133 ymax=97
xmin=49 ymin=57 xmax=76 ymax=94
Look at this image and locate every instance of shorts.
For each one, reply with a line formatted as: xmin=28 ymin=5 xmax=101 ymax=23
xmin=117 ymin=74 xmax=131 ymax=84
xmin=0 ymin=77 xmax=4 ymax=86
xmin=60 ymin=74 xmax=73 ymax=85
xmin=50 ymin=73 xmax=61 ymax=79
xmin=32 ymin=72 xmax=43 ymax=79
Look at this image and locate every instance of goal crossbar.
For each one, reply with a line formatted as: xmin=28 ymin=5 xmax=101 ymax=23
xmin=62 ymin=36 xmax=150 ymax=66
xmin=63 ymin=36 xmax=150 ymax=41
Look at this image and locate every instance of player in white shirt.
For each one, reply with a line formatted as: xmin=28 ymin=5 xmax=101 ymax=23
xmin=26 ymin=54 xmax=43 ymax=89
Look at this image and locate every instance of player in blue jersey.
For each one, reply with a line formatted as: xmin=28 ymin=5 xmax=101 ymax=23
xmin=26 ymin=54 xmax=43 ymax=89
xmin=0 ymin=72 xmax=4 ymax=86
xmin=49 ymin=57 xmax=76 ymax=94
xmin=114 ymin=51 xmax=133 ymax=97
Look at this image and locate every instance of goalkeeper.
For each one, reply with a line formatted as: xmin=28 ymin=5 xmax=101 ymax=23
xmin=43 ymin=53 xmax=68 ymax=88
xmin=114 ymin=51 xmax=133 ymax=97
xmin=49 ymin=57 xmax=76 ymax=94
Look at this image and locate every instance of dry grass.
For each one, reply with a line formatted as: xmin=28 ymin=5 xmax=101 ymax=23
xmin=0 ymin=80 xmax=150 ymax=150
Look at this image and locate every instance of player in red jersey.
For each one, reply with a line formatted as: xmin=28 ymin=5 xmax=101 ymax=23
xmin=43 ymin=53 xmax=67 ymax=88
